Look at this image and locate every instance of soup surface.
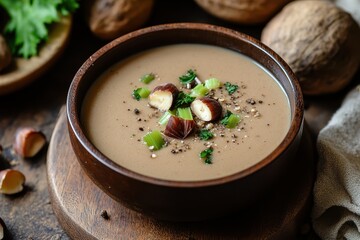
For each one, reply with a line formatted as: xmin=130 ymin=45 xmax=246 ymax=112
xmin=82 ymin=44 xmax=291 ymax=181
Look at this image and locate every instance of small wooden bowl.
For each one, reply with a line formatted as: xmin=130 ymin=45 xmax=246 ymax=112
xmin=67 ymin=23 xmax=304 ymax=221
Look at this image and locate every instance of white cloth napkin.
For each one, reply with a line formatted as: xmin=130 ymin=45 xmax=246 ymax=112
xmin=312 ymin=85 xmax=360 ymax=239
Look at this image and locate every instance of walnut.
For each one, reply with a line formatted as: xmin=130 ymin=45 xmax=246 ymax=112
xmin=194 ymin=0 xmax=291 ymax=24
xmin=0 ymin=34 xmax=11 ymax=72
xmin=84 ymin=0 xmax=154 ymax=40
xmin=261 ymin=1 xmax=360 ymax=95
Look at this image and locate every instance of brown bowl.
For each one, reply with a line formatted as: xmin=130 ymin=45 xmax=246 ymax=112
xmin=66 ymin=23 xmax=304 ymax=221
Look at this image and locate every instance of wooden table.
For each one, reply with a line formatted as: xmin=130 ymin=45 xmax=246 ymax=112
xmin=0 ymin=1 xmax=358 ymax=239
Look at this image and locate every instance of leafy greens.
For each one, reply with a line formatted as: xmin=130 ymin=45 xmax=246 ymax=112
xmin=0 ymin=0 xmax=79 ymax=58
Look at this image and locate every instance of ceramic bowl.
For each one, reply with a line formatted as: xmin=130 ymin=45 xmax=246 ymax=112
xmin=66 ymin=23 xmax=304 ymax=221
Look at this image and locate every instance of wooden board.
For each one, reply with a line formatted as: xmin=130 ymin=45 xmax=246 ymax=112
xmin=47 ymin=111 xmax=316 ymax=240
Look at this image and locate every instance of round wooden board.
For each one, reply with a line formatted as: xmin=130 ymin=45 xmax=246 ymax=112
xmin=0 ymin=16 xmax=72 ymax=95
xmin=47 ymin=110 xmax=316 ymax=240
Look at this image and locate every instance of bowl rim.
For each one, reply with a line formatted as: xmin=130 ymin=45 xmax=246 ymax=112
xmin=67 ymin=22 xmax=304 ymax=188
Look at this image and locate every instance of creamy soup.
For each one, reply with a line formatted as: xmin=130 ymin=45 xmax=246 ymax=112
xmin=82 ymin=44 xmax=291 ymax=181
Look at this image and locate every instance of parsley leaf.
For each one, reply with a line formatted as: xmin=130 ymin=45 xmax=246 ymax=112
xmin=173 ymin=92 xmax=195 ymax=109
xmin=179 ymin=69 xmax=197 ymax=84
xmin=0 ymin=0 xmax=78 ymax=58
xmin=198 ymin=129 xmax=214 ymax=141
xmin=220 ymin=110 xmax=233 ymax=125
xmin=200 ymin=147 xmax=214 ymax=164
xmin=224 ymin=82 xmax=239 ymax=95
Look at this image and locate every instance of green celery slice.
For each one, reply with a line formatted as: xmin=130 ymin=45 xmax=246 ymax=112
xmin=204 ymin=78 xmax=221 ymax=90
xmin=143 ymin=130 xmax=165 ymax=151
xmin=190 ymin=84 xmax=209 ymax=97
xmin=176 ymin=107 xmax=193 ymax=120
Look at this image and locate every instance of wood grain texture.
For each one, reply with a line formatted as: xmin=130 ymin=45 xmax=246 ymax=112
xmin=47 ymin=110 xmax=316 ymax=240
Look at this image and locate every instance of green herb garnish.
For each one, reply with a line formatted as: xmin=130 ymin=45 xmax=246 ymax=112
xmin=140 ymin=73 xmax=155 ymax=84
xmin=0 ymin=0 xmax=79 ymax=58
xmin=220 ymin=110 xmax=232 ymax=125
xmin=143 ymin=130 xmax=165 ymax=151
xmin=179 ymin=69 xmax=197 ymax=84
xmin=220 ymin=110 xmax=240 ymax=128
xmin=198 ymin=129 xmax=214 ymax=141
xmin=132 ymin=87 xmax=151 ymax=101
xmin=224 ymin=82 xmax=239 ymax=95
xmin=200 ymin=147 xmax=214 ymax=164
xmin=173 ymin=92 xmax=196 ymax=109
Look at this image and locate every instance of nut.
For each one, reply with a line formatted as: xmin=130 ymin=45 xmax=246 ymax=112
xmin=0 ymin=217 xmax=6 ymax=240
xmin=149 ymin=83 xmax=179 ymax=111
xmin=84 ymin=0 xmax=154 ymax=40
xmin=190 ymin=97 xmax=222 ymax=121
xmin=14 ymin=127 xmax=46 ymax=158
xmin=261 ymin=1 xmax=360 ymax=95
xmin=0 ymin=34 xmax=12 ymax=72
xmin=164 ymin=116 xmax=196 ymax=139
xmin=0 ymin=169 xmax=26 ymax=195
xmin=194 ymin=0 xmax=291 ymax=24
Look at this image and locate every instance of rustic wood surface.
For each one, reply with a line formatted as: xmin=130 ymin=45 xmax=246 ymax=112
xmin=0 ymin=0 xmax=359 ymax=239
xmin=47 ymin=110 xmax=315 ymax=240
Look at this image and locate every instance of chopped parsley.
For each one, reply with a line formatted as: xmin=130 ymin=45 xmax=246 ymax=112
xmin=179 ymin=69 xmax=197 ymax=84
xmin=220 ymin=110 xmax=233 ymax=125
xmin=173 ymin=92 xmax=195 ymax=109
xmin=224 ymin=82 xmax=239 ymax=95
xmin=200 ymin=147 xmax=214 ymax=164
xmin=0 ymin=0 xmax=79 ymax=58
xmin=198 ymin=129 xmax=214 ymax=141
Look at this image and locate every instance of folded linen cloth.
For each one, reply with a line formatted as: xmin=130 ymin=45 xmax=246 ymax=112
xmin=312 ymin=85 xmax=360 ymax=239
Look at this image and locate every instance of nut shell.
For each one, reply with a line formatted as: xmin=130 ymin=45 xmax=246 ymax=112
xmin=0 ymin=217 xmax=6 ymax=240
xmin=194 ymin=0 xmax=291 ymax=24
xmin=164 ymin=116 xmax=196 ymax=139
xmin=84 ymin=0 xmax=154 ymax=40
xmin=14 ymin=127 xmax=47 ymax=158
xmin=0 ymin=169 xmax=26 ymax=195
xmin=261 ymin=1 xmax=360 ymax=95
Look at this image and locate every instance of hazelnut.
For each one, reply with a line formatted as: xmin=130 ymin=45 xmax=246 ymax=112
xmin=194 ymin=0 xmax=291 ymax=24
xmin=0 ymin=217 xmax=7 ymax=240
xmin=14 ymin=127 xmax=46 ymax=158
xmin=0 ymin=169 xmax=26 ymax=195
xmin=0 ymin=34 xmax=12 ymax=72
xmin=261 ymin=1 xmax=360 ymax=95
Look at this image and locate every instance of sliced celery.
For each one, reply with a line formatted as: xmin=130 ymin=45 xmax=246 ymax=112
xmin=140 ymin=73 xmax=155 ymax=84
xmin=143 ymin=130 xmax=165 ymax=151
xmin=190 ymin=84 xmax=209 ymax=97
xmin=226 ymin=114 xmax=241 ymax=128
xmin=158 ymin=110 xmax=175 ymax=125
xmin=176 ymin=107 xmax=193 ymax=120
xmin=205 ymin=78 xmax=221 ymax=90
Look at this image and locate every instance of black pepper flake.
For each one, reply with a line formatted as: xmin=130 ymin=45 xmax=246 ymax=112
xmin=101 ymin=210 xmax=110 ymax=220
xmin=139 ymin=127 xmax=144 ymax=131
xmin=259 ymin=100 xmax=263 ymax=104
xmin=134 ymin=108 xmax=140 ymax=114
xmin=246 ymin=98 xmax=256 ymax=105
xmin=127 ymin=109 xmax=131 ymax=111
